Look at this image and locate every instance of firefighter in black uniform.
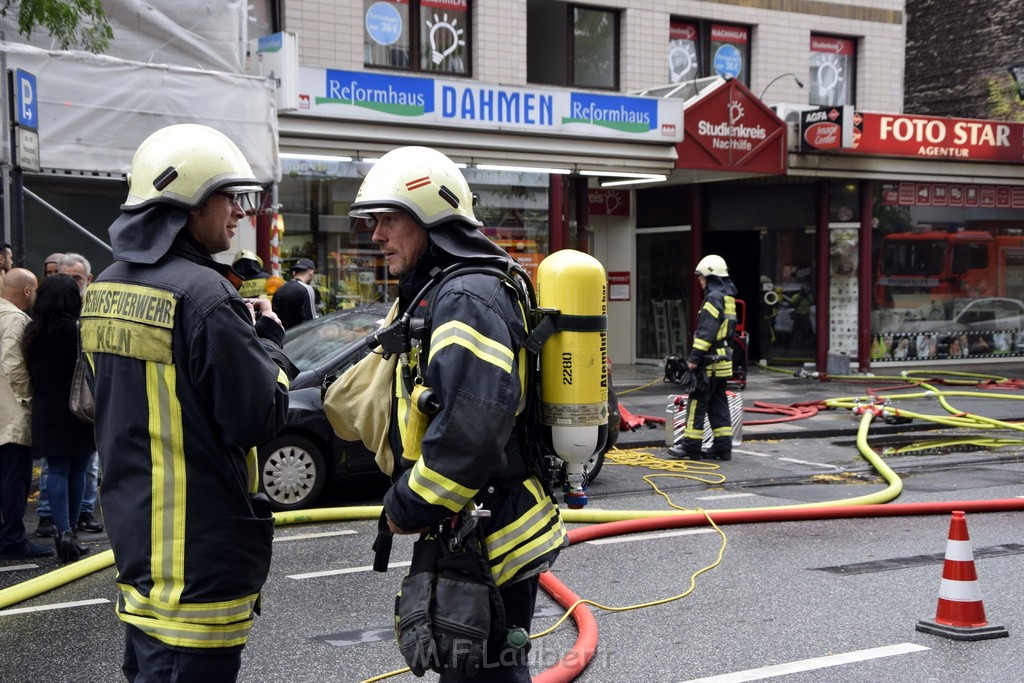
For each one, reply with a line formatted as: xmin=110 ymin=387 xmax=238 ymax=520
xmin=346 ymin=146 xmax=567 ymax=682
xmin=81 ymin=124 xmax=291 ymax=682
xmin=233 ymin=249 xmax=271 ymax=299
xmin=667 ymin=254 xmax=738 ymax=461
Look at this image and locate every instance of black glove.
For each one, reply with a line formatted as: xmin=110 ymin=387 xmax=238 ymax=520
xmin=395 ymin=537 xmax=444 ymax=676
xmin=431 ymin=550 xmax=493 ymax=678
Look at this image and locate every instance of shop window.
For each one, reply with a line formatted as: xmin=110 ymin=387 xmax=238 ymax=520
xmin=667 ymin=18 xmax=750 ymax=85
xmin=527 ymin=2 xmax=619 ymax=89
xmin=363 ymin=0 xmax=471 ymax=76
xmin=870 ymin=182 xmax=1024 ymax=361
xmin=809 ymin=34 xmax=856 ymax=107
xmin=277 ymin=157 xmax=549 ymax=310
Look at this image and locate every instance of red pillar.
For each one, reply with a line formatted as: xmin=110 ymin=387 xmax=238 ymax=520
xmin=255 ymin=211 xmax=271 ymax=269
xmin=549 ymin=174 xmax=567 ymax=253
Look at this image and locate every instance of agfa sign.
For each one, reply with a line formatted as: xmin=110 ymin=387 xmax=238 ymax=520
xmin=799 ymin=105 xmax=854 ymax=151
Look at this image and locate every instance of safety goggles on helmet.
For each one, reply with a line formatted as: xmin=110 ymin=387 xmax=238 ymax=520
xmin=121 ymin=124 xmax=264 ymax=212
xmin=349 ymin=146 xmax=481 ymax=229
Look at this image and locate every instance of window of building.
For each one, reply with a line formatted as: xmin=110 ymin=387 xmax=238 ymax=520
xmin=668 ymin=19 xmax=750 ymax=85
xmin=809 ymin=35 xmax=856 ymax=106
xmin=248 ymin=0 xmax=281 ymax=38
xmin=363 ymin=0 xmax=471 ymax=76
xmin=527 ymin=2 xmax=619 ymax=89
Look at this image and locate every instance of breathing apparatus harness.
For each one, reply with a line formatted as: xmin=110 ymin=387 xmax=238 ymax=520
xmin=365 ymin=257 xmax=600 ymax=677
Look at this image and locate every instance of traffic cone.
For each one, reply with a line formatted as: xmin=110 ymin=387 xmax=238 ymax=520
xmin=915 ymin=510 xmax=1009 ymax=641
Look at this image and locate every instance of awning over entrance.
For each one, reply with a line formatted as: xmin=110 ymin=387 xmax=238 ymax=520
xmin=278 ymin=115 xmax=679 ymax=176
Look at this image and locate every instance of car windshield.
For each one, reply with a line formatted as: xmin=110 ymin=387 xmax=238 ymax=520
xmin=282 ymin=308 xmax=388 ymax=372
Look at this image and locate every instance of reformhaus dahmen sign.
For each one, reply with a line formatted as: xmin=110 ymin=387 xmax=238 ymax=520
xmin=291 ymin=67 xmax=683 ymax=143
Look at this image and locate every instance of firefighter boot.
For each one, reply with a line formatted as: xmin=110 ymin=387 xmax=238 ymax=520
xmin=667 ymin=438 xmax=704 ymax=460
xmin=706 ymin=437 xmax=733 ymax=461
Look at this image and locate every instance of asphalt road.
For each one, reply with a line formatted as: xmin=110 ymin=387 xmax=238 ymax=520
xmin=2 ymin=419 xmax=1023 ymax=682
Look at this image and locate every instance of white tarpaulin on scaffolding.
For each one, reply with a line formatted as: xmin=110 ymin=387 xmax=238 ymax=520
xmin=0 ymin=0 xmax=250 ymax=74
xmin=0 ymin=42 xmax=280 ymax=183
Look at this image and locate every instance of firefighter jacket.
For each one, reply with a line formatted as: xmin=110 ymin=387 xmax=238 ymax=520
xmin=383 ymin=254 xmax=567 ymax=588
xmin=234 ymin=257 xmax=270 ymax=298
xmin=82 ymin=228 xmax=290 ymax=650
xmin=688 ymin=276 xmax=738 ymax=379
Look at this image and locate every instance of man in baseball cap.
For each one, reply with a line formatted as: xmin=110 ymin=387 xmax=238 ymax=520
xmin=272 ymin=257 xmax=318 ymax=329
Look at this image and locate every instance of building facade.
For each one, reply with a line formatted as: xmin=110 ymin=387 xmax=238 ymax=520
xmin=269 ymin=0 xmax=911 ymax=368
xmin=7 ymin=1 xmax=1024 ymax=370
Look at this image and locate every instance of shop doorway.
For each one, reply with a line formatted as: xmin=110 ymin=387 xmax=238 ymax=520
xmin=703 ymin=228 xmax=817 ymax=366
xmin=704 ymin=230 xmax=760 ymax=361
xmin=758 ymin=229 xmax=817 ymax=365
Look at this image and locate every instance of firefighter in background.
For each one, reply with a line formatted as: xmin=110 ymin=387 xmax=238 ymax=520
xmin=667 ymin=254 xmax=738 ymax=461
xmin=82 ymin=124 xmax=291 ymax=680
xmin=233 ymin=249 xmax=271 ymax=299
xmin=344 ymin=146 xmax=567 ymax=681
xmin=788 ymin=284 xmax=814 ymax=348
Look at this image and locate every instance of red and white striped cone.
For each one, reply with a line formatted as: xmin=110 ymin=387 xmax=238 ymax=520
xmin=915 ymin=510 xmax=1009 ymax=641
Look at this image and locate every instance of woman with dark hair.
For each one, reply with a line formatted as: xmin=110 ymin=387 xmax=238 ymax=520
xmin=23 ymin=274 xmax=95 ymax=562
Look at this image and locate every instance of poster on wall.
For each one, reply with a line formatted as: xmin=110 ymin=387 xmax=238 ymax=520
xmin=608 ymin=271 xmax=630 ymax=301
xmin=809 ymin=35 xmax=854 ymax=107
xmin=709 ymin=24 xmax=747 ymax=82
xmin=668 ymin=21 xmax=699 ymax=84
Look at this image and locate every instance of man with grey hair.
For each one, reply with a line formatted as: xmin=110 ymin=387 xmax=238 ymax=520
xmin=57 ymin=253 xmax=93 ymax=292
xmin=35 ymin=252 xmax=104 ymax=539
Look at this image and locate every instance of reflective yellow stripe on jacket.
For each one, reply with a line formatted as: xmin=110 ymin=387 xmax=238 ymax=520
xmin=485 ymin=477 xmax=568 ymax=586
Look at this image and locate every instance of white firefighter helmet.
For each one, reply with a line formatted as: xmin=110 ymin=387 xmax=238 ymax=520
xmin=121 ymin=124 xmax=264 ymax=211
xmin=234 ymin=249 xmax=263 ymax=268
xmin=695 ymin=254 xmax=729 ymax=277
xmin=349 ymin=146 xmax=481 ymax=229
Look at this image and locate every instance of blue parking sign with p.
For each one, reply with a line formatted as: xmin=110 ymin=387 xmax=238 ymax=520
xmin=15 ymin=69 xmax=37 ymax=130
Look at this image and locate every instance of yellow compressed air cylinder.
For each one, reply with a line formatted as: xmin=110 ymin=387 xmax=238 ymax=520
xmin=536 ymin=250 xmax=609 ymax=492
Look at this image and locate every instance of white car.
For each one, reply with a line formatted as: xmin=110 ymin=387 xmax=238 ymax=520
xmin=896 ymin=297 xmax=1024 ymax=334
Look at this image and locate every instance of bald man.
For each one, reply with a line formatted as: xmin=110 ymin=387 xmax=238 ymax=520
xmin=0 ymin=268 xmax=52 ymax=560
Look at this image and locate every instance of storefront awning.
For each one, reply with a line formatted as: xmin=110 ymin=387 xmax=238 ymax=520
xmin=278 ymin=115 xmax=678 ymax=176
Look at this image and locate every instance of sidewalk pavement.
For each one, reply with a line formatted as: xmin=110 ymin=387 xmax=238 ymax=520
xmin=610 ymin=360 xmax=1024 ymax=449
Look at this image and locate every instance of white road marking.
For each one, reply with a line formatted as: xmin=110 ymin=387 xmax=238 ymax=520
xmin=288 ymin=560 xmax=411 ymax=580
xmin=586 ymin=528 xmax=716 ymax=545
xmin=733 ymin=449 xmax=774 ymax=458
xmin=695 ymin=492 xmax=756 ymax=501
xmin=0 ymin=598 xmax=110 ymax=617
xmin=777 ymin=457 xmax=843 ymax=471
xmin=678 ymin=642 xmax=930 ymax=682
xmin=0 ymin=564 xmax=38 ymax=573
xmin=273 ymin=530 xmax=357 ymax=543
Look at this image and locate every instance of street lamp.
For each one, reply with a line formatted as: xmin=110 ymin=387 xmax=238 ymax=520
xmin=759 ymin=72 xmax=804 ymax=100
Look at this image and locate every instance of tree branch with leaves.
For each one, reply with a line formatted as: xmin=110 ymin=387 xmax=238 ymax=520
xmin=1 ymin=0 xmax=112 ymax=53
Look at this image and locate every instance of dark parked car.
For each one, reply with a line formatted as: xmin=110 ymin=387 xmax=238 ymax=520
xmin=257 ymin=304 xmax=619 ymax=510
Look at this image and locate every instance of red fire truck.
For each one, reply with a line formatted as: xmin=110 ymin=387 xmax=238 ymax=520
xmin=875 ymin=229 xmax=1024 ymax=309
